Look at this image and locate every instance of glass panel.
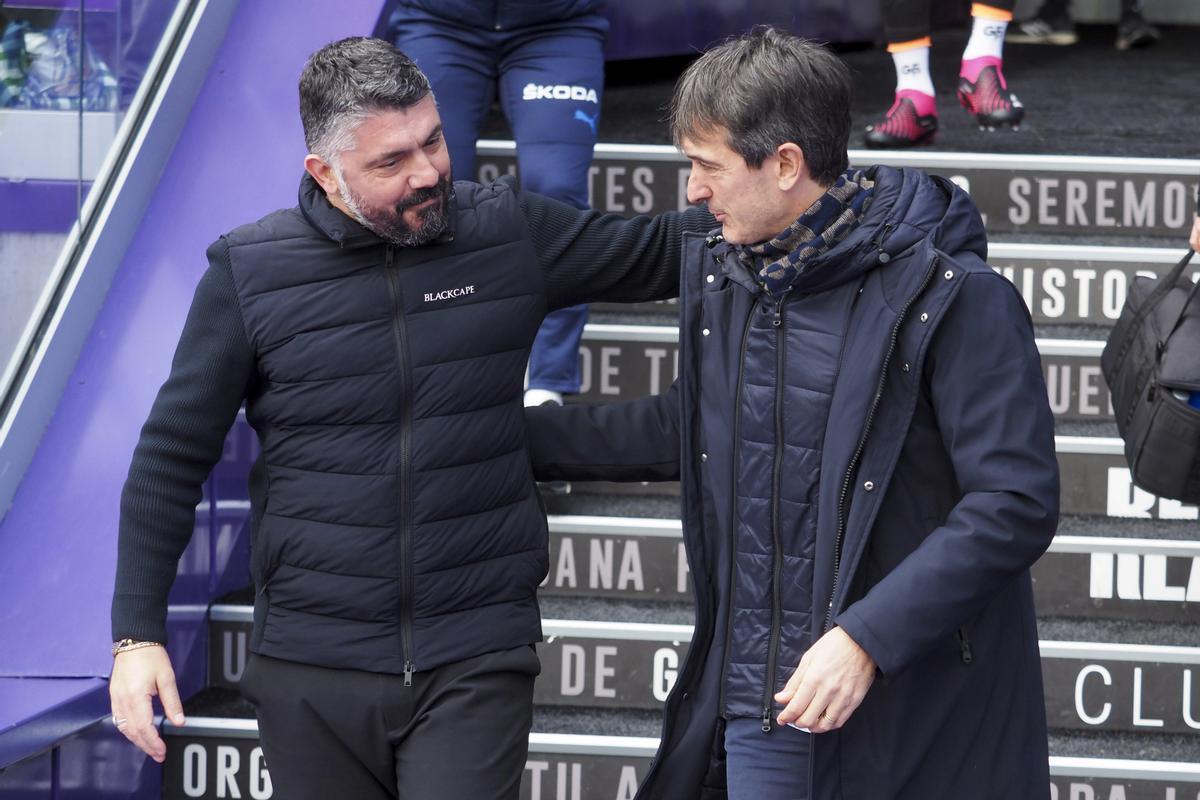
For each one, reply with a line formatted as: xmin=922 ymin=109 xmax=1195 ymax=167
xmin=0 ymin=0 xmax=180 ymax=384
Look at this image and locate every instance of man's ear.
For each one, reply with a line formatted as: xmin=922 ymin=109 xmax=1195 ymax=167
xmin=304 ymin=153 xmax=341 ymax=198
xmin=775 ymin=143 xmax=806 ymax=191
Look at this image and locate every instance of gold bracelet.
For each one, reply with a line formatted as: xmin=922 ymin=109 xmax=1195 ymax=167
xmin=112 ymin=639 xmax=163 ymax=657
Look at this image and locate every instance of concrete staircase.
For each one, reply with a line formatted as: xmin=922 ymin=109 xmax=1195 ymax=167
xmin=160 ymin=145 xmax=1200 ymax=799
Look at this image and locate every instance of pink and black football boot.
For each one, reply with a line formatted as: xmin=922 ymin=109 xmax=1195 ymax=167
xmin=957 ymin=57 xmax=1024 ymax=130
xmin=864 ymin=89 xmax=938 ymax=149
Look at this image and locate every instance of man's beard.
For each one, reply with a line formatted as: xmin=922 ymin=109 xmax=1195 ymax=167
xmin=335 ymin=169 xmax=452 ymax=247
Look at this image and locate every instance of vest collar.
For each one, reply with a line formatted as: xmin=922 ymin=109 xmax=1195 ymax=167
xmin=298 ymin=172 xmax=457 ymax=248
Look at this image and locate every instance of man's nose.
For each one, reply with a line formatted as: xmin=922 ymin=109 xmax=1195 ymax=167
xmin=410 ymin=149 xmax=440 ymax=189
xmin=685 ymin=170 xmax=709 ymax=205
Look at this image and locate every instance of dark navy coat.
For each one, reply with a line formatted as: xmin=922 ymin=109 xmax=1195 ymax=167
xmin=528 ymin=166 xmax=1060 ymax=799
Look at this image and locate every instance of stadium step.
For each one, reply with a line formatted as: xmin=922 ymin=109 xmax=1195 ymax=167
xmin=201 ymin=605 xmax=1200 ymax=735
xmin=200 ymin=508 xmax=1200 ymax=678
xmin=477 ymin=141 xmax=1200 ymax=243
xmin=591 ymin=243 xmax=1197 ymax=331
xmin=167 ymin=142 xmax=1200 ymax=799
xmin=575 ymin=323 xmax=1116 ymax=429
xmin=188 ymin=392 xmax=1197 ymax=798
xmin=536 ymin=515 xmax=1200 ymax=626
xmin=161 ymin=715 xmax=1200 ymax=800
xmin=551 ymin=436 xmax=1200 ymax=523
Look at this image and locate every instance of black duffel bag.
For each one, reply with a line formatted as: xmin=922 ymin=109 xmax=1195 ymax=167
xmin=1101 ymin=249 xmax=1200 ymax=503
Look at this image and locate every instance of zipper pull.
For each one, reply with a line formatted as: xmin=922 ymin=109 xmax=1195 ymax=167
xmin=403 ymin=661 xmax=414 ymax=687
xmin=957 ymin=629 xmax=973 ymax=665
xmin=772 ymin=296 xmax=785 ymax=328
xmin=385 ymin=245 xmax=395 ymax=269
xmin=761 ymin=706 xmax=773 ymax=733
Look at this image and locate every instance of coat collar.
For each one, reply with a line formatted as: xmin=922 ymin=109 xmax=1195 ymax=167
xmin=297 ymin=172 xmax=457 ymax=249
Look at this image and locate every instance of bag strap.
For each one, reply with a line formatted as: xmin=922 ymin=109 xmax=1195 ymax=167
xmin=1158 ymin=250 xmax=1200 ymax=348
xmin=1110 ymin=249 xmax=1195 ymax=368
xmin=1146 ymin=248 xmax=1195 ymax=314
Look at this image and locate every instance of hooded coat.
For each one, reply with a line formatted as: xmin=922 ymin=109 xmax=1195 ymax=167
xmin=527 ymin=165 xmax=1061 ymax=799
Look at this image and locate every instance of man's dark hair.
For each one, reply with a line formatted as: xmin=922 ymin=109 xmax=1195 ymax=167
xmin=299 ymin=37 xmax=431 ymax=160
xmin=669 ymin=27 xmax=852 ymax=185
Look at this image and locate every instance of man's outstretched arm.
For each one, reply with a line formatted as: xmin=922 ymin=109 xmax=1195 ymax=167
xmin=518 ymin=189 xmax=714 ymax=309
xmin=526 ymin=381 xmax=682 ymax=483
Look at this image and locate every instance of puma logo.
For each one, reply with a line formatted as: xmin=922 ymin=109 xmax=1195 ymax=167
xmin=574 ymin=109 xmax=598 ymax=134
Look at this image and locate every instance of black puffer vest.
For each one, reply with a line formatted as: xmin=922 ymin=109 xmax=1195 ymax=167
xmin=225 ymin=175 xmax=549 ymax=675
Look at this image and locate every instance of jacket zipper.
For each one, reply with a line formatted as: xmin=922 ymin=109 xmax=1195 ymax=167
xmin=957 ymin=627 xmax=973 ymax=664
xmin=383 ymin=245 xmax=416 ymax=685
xmin=762 ymin=291 xmax=791 ymax=732
xmin=717 ymin=304 xmax=756 ymax=717
xmin=823 ymin=256 xmax=941 ymax=633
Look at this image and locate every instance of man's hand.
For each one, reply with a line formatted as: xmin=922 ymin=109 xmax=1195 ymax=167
xmin=109 ymin=646 xmax=186 ymax=762
xmin=774 ymin=626 xmax=875 ymax=733
xmin=1190 ymin=214 xmax=1200 ymax=252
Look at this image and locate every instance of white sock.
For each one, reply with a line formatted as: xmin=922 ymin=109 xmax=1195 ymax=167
xmin=524 ymin=388 xmax=563 ymax=407
xmin=962 ymin=15 xmax=1008 ymax=61
xmin=892 ymin=47 xmax=934 ymax=96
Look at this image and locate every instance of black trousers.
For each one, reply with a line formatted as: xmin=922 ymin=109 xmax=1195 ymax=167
xmin=884 ymin=0 xmax=1017 ymax=44
xmin=239 ymin=646 xmax=540 ymax=800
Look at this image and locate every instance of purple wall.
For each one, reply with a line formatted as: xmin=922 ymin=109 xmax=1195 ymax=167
xmin=0 ymin=182 xmax=88 ymax=232
xmin=0 ymin=0 xmax=385 ymax=784
xmin=0 ymin=718 xmax=163 ymax=799
xmin=0 ymin=0 xmax=385 ymax=679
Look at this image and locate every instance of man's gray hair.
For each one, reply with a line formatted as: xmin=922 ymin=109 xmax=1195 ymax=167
xmin=669 ymin=27 xmax=852 ymax=186
xmin=299 ymin=37 xmax=431 ymax=162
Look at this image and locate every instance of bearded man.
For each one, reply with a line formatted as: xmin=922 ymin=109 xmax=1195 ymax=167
xmin=107 ymin=36 xmax=710 ymax=800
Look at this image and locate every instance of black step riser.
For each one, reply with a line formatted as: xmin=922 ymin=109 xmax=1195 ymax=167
xmin=476 ymin=146 xmax=1200 ymax=240
xmin=560 ymin=449 xmax=1200 ymax=522
xmin=541 ymin=530 xmax=689 ymax=601
xmin=575 ymin=333 xmax=1111 ymax=422
xmin=593 ymin=255 xmax=1200 ymax=329
xmin=206 ymin=619 xmax=1200 ymax=735
xmin=1035 ymin=550 xmax=1200 ymax=624
xmin=161 ymin=728 xmax=1200 ymax=800
xmin=1048 ymin=780 xmax=1200 ymax=800
xmin=538 ymin=529 xmax=1200 ymax=624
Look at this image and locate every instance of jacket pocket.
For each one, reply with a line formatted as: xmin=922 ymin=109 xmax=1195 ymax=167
xmin=700 ymin=716 xmax=728 ymax=795
xmin=1130 ymin=386 xmax=1200 ymax=503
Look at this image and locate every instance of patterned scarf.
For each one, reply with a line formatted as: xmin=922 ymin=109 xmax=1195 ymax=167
xmin=738 ymin=169 xmax=875 ymax=296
